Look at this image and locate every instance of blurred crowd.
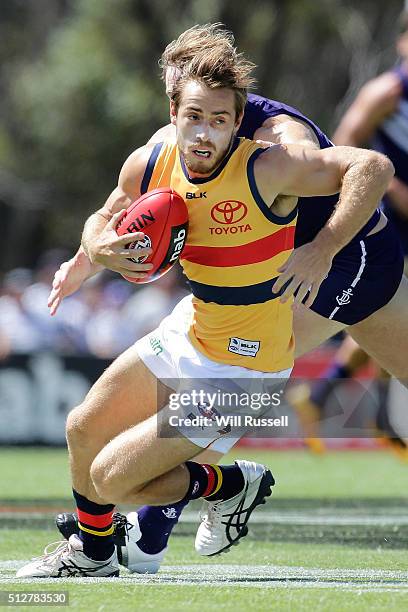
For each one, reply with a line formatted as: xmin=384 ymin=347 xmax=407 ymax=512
xmin=0 ymin=250 xmax=189 ymax=360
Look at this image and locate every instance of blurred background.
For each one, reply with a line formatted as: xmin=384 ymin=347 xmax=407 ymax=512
xmin=0 ymin=0 xmax=407 ymax=447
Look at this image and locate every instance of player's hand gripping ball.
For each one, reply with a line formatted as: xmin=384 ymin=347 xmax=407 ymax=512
xmin=116 ymin=188 xmax=188 ymax=283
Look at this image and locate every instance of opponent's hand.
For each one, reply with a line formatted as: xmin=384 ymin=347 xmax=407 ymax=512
xmin=272 ymin=242 xmax=333 ymax=308
xmin=48 ymin=256 xmax=94 ymax=316
xmin=88 ymin=210 xmax=153 ymax=279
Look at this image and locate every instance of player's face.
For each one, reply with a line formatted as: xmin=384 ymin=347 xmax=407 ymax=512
xmin=171 ymin=81 xmax=242 ymax=177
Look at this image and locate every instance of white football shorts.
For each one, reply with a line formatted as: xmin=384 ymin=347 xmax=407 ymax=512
xmin=135 ymin=294 xmax=292 ymax=453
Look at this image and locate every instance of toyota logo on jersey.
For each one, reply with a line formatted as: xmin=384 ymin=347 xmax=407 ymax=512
xmin=210 ymin=200 xmax=248 ymax=225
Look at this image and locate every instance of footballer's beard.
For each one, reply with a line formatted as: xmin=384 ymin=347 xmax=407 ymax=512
xmin=181 ymin=133 xmax=236 ymax=176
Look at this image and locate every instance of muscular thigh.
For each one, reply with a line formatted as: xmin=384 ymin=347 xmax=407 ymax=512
xmin=349 ymin=275 xmax=408 ymax=379
xmin=293 ymin=304 xmax=346 ymax=358
xmin=76 ymin=344 xmax=171 ymax=442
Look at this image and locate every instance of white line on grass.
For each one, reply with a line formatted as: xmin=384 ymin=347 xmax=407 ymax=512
xmin=1 ymin=563 xmax=408 ymax=593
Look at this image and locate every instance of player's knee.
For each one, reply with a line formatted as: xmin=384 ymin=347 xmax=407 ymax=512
xmin=89 ymin=456 xmax=112 ymax=501
xmin=65 ymin=404 xmax=95 ymax=448
xmin=90 ymin=454 xmax=145 ymax=503
xmin=90 ymin=456 xmax=126 ymax=503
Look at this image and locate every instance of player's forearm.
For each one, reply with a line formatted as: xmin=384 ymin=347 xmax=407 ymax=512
xmin=313 ymin=153 xmax=394 ymax=255
xmin=74 ymin=244 xmax=104 ymax=278
xmin=81 ymin=211 xmax=112 ymax=264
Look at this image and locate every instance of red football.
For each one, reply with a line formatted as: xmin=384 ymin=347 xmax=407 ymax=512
xmin=116 ymin=187 xmax=188 ymax=284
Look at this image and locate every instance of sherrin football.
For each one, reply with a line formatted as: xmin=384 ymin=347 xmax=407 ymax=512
xmin=116 ymin=187 xmax=188 ymax=284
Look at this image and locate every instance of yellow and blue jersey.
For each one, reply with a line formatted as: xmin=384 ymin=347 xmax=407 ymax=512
xmin=140 ymin=137 xmax=297 ymax=372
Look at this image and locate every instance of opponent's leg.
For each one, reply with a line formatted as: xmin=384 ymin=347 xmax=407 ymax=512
xmin=349 ymin=275 xmax=408 ymax=381
xmin=134 ymin=448 xmax=222 ymax=561
xmin=288 ymin=304 xmax=347 ymax=451
xmin=293 ymin=303 xmax=347 ymax=358
xmin=309 ymin=335 xmax=370 ymax=411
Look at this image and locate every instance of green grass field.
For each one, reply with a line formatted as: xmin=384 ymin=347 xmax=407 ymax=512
xmin=1 ymin=447 xmax=408 ymax=611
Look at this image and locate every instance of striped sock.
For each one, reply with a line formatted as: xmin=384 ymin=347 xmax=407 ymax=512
xmin=72 ymin=489 xmax=115 ymax=561
xmin=184 ymin=462 xmax=245 ymax=502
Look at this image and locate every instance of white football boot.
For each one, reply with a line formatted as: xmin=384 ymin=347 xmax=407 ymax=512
xmin=119 ymin=512 xmax=167 ymax=574
xmin=55 ymin=510 xmax=166 ymax=574
xmin=195 ymin=460 xmax=274 ymax=556
xmin=16 ymin=534 xmax=119 ymax=578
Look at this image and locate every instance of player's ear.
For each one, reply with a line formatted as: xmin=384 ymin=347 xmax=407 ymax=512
xmin=170 ymin=100 xmax=177 ymax=125
xmin=234 ymin=111 xmax=244 ymax=134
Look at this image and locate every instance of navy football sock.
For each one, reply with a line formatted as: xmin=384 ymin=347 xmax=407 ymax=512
xmin=310 ymin=363 xmax=350 ymax=410
xmin=72 ymin=489 xmax=115 ymax=561
xmin=136 ymin=500 xmax=189 ymax=555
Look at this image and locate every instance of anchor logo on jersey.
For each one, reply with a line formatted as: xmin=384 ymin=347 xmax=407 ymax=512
xmin=336 ymin=288 xmax=353 ymax=306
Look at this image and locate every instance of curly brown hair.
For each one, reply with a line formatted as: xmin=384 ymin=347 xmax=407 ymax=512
xmin=160 ymin=23 xmax=236 ymax=78
xmin=163 ymin=24 xmax=256 ymax=118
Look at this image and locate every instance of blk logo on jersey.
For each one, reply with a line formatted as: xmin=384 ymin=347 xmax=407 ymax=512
xmin=228 ymin=337 xmax=260 ymax=358
xmin=186 ymin=192 xmax=207 ymax=199
xmin=209 ymin=200 xmax=252 ymax=234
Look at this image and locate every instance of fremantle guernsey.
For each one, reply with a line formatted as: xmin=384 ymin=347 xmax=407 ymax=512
xmin=238 ymin=93 xmax=381 ymax=248
xmin=140 ymin=137 xmax=296 ymax=372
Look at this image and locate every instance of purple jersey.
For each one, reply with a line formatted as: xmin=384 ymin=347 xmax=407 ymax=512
xmin=372 ymin=66 xmax=408 ymax=253
xmin=237 ymin=93 xmax=381 ymax=248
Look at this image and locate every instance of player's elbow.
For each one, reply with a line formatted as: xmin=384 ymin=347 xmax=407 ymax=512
xmin=368 ymin=152 xmax=395 ymax=185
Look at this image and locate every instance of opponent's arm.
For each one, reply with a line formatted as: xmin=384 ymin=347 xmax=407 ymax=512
xmin=254 ymin=114 xmax=321 ymax=149
xmin=256 ymin=144 xmax=394 ymax=305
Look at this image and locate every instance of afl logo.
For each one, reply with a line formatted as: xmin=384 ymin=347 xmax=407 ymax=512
xmin=128 ymin=235 xmax=152 ymax=263
xmin=211 ymin=200 xmax=248 ymax=225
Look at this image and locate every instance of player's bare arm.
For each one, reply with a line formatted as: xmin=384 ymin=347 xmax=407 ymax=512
xmin=254 ymin=144 xmax=394 ymax=305
xmin=48 ymin=144 xmax=156 ymax=314
xmin=47 ymin=246 xmax=103 ymax=316
xmin=80 ymin=144 xmax=156 ymax=280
